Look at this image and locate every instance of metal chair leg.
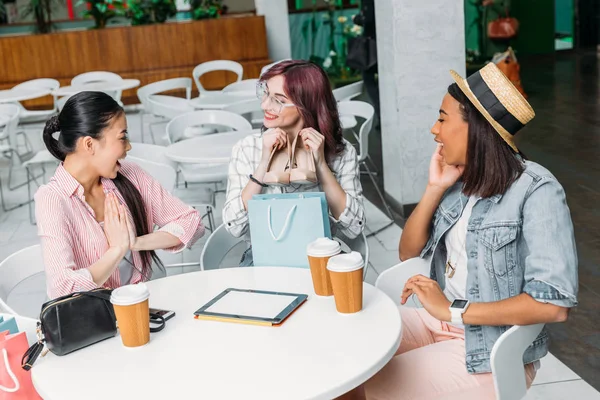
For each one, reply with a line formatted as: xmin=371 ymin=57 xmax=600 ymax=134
xmin=362 ymin=161 xmax=396 ymax=237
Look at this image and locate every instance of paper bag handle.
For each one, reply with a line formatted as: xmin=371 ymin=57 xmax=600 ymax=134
xmin=267 ymin=205 xmax=297 ymax=241
xmin=0 ymin=348 xmax=20 ymax=393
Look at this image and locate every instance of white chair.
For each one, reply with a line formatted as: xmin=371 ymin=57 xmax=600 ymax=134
xmin=375 ymin=257 xmax=546 ymax=400
xmin=22 ymin=149 xmax=59 ymax=224
xmin=260 ymin=59 xmax=291 ymax=77
xmin=221 ymin=98 xmax=263 ymax=128
xmin=11 ymin=78 xmax=60 ymax=124
xmin=200 ymin=223 xmax=246 ymax=271
xmin=222 ymin=79 xmax=258 ymax=94
xmin=127 ymin=152 xmax=216 ymax=232
xmin=0 ymin=313 xmax=39 ymax=346
xmin=71 ymin=71 xmax=124 ymax=104
xmin=337 ymin=100 xmax=394 ymax=231
xmin=166 ymin=110 xmax=252 ymax=144
xmin=56 ymin=94 xmax=72 ymax=112
xmin=137 ymin=78 xmax=193 ymax=144
xmin=0 ymin=245 xmax=47 ymax=319
xmin=332 ymin=80 xmax=364 ymax=102
xmin=192 ymin=60 xmax=243 ymax=94
xmin=127 ymin=142 xmax=178 ymax=171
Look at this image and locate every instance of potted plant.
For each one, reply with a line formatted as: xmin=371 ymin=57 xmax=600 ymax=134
xmin=77 ymin=0 xmax=126 ymax=28
xmin=186 ymin=0 xmax=222 ymax=21
xmin=127 ymin=0 xmax=176 ymax=25
xmin=21 ymin=0 xmax=59 ymax=33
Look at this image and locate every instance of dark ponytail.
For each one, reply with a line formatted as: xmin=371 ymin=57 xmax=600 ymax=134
xmin=43 ymin=91 xmax=163 ymax=278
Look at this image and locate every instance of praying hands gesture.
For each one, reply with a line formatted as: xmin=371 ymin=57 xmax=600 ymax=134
xmin=401 ymin=274 xmax=451 ymax=322
xmin=103 ymin=192 xmax=136 ymax=256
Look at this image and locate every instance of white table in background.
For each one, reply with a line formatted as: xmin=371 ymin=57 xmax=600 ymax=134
xmin=165 ymin=129 xmax=258 ymax=165
xmin=189 ymin=92 xmax=255 ymax=110
xmin=0 ymin=88 xmax=53 ymax=103
xmin=54 ymin=79 xmax=141 ymax=97
xmin=31 ymin=267 xmax=402 ymax=400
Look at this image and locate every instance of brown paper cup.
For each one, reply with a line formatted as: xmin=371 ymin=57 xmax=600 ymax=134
xmin=308 ymin=255 xmax=335 ymax=296
xmin=329 ymin=268 xmax=364 ymax=314
xmin=113 ymin=299 xmax=150 ymax=347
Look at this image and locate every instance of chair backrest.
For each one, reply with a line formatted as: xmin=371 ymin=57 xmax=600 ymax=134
xmin=0 ymin=245 xmax=45 ymax=315
xmin=126 ymin=157 xmax=177 ymax=192
xmin=137 ymin=78 xmax=192 ymax=114
xmin=260 ymin=59 xmax=291 ymax=77
xmin=0 ymin=313 xmax=40 ymax=346
xmin=375 ymin=257 xmax=430 ymax=307
xmin=166 ymin=110 xmax=253 ymax=144
xmin=221 ymin=98 xmax=263 ymax=126
xmin=491 ymin=323 xmax=545 ymax=400
xmin=334 ymin=231 xmax=370 ymax=273
xmin=71 ymin=71 xmax=123 ymax=102
xmin=148 ymin=96 xmax=193 ymax=121
xmin=127 ymin=143 xmax=178 ymax=171
xmin=222 ymin=79 xmax=259 ymax=94
xmin=337 ymin=100 xmax=374 ymax=162
xmin=56 ymin=95 xmax=72 ymax=112
xmin=12 ymin=78 xmax=60 ymax=92
xmin=192 ymin=60 xmax=243 ymax=93
xmin=200 ymin=224 xmax=246 ymax=270
xmin=0 ymin=104 xmax=21 ymax=141
xmin=333 ymin=80 xmax=364 ymax=102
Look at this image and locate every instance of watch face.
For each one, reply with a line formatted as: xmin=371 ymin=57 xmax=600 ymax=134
xmin=451 ymin=299 xmax=469 ymax=309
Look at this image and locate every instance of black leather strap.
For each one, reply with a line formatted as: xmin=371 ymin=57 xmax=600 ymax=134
xmin=79 ymin=291 xmax=112 ymax=302
xmin=149 ymin=314 xmax=166 ymax=333
xmin=21 ymin=341 xmax=44 ymax=371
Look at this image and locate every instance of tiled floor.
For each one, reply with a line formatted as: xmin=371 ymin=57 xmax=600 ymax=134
xmin=1 ymin=90 xmax=598 ymax=398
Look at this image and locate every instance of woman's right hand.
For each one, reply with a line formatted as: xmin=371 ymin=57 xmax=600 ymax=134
xmin=428 ymin=144 xmax=465 ymax=191
xmin=261 ymin=128 xmax=288 ymax=160
xmin=103 ymin=192 xmax=130 ymax=256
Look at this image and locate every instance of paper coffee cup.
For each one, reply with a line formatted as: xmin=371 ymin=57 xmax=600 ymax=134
xmin=307 ymin=238 xmax=341 ymax=296
xmin=327 ymin=252 xmax=364 ymax=314
xmin=110 ymin=283 xmax=151 ymax=348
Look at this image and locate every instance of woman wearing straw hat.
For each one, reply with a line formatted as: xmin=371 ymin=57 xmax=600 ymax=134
xmin=342 ymin=63 xmax=579 ymax=399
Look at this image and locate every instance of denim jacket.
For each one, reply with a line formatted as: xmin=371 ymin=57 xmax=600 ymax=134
xmin=420 ymin=161 xmax=579 ymax=374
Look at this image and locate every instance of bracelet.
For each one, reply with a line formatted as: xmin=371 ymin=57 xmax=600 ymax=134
xmin=249 ymin=174 xmax=268 ymax=188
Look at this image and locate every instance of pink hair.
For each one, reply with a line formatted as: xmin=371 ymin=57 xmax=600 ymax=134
xmin=260 ymin=60 xmax=344 ymax=162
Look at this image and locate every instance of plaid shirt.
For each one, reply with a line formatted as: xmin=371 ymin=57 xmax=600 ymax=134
xmin=223 ymin=132 xmax=366 ymax=240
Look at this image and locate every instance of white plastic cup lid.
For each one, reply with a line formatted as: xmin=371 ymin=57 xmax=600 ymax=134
xmin=327 ymin=251 xmax=364 ymax=272
xmin=307 ymin=238 xmax=341 ymax=257
xmin=110 ymin=283 xmax=150 ymax=306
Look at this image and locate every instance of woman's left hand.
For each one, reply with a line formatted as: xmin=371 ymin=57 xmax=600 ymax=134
xmin=402 ymin=274 xmax=451 ymax=322
xmin=124 ymin=209 xmax=137 ymax=251
xmin=299 ymin=128 xmax=326 ymax=168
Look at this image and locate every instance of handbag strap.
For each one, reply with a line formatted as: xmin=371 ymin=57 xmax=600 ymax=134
xmin=267 ymin=204 xmax=297 ymax=241
xmin=21 ymin=340 xmax=44 ymax=371
xmin=78 ymin=290 xmax=112 ymax=302
xmin=149 ymin=314 xmax=166 ymax=333
xmin=1 ymin=349 xmax=20 ymax=392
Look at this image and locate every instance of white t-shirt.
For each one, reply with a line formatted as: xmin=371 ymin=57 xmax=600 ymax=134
xmin=443 ymin=197 xmax=478 ymax=328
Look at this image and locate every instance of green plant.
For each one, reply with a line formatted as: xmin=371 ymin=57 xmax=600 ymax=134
xmin=186 ymin=0 xmax=222 ymax=21
xmin=77 ymin=0 xmax=126 ymax=28
xmin=127 ymin=0 xmax=176 ymax=25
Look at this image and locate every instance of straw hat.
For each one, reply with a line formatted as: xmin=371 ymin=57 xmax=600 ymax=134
xmin=450 ymin=63 xmax=535 ymax=153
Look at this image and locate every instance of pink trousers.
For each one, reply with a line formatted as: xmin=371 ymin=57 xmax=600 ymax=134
xmin=363 ymin=307 xmax=536 ymax=400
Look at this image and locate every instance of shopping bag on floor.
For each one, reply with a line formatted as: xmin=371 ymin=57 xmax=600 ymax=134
xmin=0 ymin=332 xmax=42 ymax=400
xmin=248 ymin=192 xmax=331 ymax=268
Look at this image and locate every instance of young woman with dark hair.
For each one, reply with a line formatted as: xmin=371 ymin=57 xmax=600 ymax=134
xmin=342 ymin=64 xmax=578 ymax=399
xmin=36 ymin=91 xmax=205 ymax=299
xmin=223 ymin=60 xmax=365 ymax=266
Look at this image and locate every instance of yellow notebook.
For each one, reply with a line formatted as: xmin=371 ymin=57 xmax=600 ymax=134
xmin=193 ymin=288 xmax=308 ymax=327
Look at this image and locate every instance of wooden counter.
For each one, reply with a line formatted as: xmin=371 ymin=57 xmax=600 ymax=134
xmin=0 ymin=16 xmax=270 ymax=108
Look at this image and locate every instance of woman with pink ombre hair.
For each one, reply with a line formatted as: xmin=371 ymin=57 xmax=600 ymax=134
xmin=223 ymin=60 xmax=366 ymax=266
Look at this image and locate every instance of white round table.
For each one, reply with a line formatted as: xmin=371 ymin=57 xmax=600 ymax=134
xmin=31 ymin=267 xmax=402 ymax=400
xmin=165 ymin=129 xmax=259 ymax=164
xmin=189 ymin=92 xmax=255 ymax=110
xmin=0 ymin=88 xmax=53 ymax=103
xmin=54 ymin=79 xmax=140 ymax=96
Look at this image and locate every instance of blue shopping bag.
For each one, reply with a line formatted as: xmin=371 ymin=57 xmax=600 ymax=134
xmin=248 ymin=192 xmax=331 ymax=268
xmin=0 ymin=316 xmax=18 ymax=335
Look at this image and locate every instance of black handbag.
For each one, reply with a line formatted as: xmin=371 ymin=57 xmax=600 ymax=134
xmin=346 ymin=36 xmax=377 ymax=72
xmin=21 ymin=288 xmax=165 ymax=370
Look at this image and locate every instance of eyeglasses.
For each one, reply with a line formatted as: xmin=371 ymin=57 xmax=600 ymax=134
xmin=256 ymin=81 xmax=295 ymax=115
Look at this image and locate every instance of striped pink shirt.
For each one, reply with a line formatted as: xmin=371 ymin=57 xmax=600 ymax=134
xmin=35 ymin=161 xmax=205 ymax=299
